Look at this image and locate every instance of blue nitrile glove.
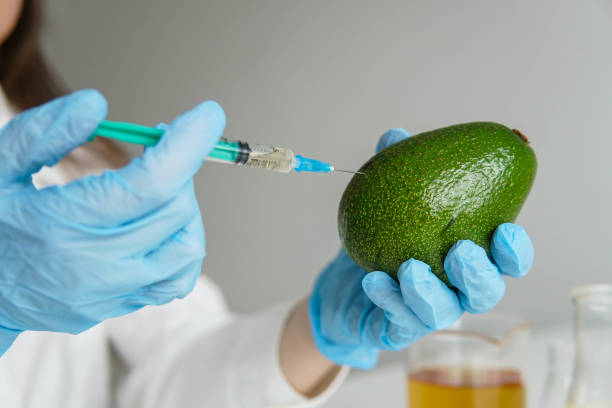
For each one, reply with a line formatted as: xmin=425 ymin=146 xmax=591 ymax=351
xmin=0 ymin=89 xmax=225 ymax=356
xmin=309 ymin=128 xmax=534 ymax=369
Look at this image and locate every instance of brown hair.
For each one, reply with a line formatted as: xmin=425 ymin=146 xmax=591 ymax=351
xmin=0 ymin=0 xmax=64 ymax=110
xmin=0 ymin=0 xmax=129 ymax=171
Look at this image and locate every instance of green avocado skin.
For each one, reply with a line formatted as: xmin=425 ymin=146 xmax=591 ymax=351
xmin=337 ymin=122 xmax=537 ymax=286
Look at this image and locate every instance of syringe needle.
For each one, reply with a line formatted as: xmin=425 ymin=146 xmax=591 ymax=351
xmin=334 ymin=168 xmax=366 ymax=175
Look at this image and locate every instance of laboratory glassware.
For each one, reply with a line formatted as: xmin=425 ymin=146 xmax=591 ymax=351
xmin=566 ymin=284 xmax=612 ymax=408
xmin=405 ymin=312 xmax=531 ymax=408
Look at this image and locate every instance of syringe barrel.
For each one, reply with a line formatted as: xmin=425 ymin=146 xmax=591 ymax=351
xmin=206 ymin=139 xmax=295 ymax=173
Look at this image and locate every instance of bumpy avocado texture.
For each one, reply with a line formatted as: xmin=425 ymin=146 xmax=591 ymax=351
xmin=338 ymin=122 xmax=536 ymax=286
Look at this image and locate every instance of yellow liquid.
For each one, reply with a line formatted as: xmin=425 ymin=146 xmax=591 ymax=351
xmin=408 ymin=367 xmax=525 ymax=408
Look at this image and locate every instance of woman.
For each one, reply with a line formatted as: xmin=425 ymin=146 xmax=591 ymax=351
xmin=0 ymin=1 xmax=534 ymax=407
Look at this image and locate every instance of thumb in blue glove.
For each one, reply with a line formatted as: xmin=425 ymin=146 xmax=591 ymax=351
xmin=0 ymin=89 xmax=225 ymax=356
xmin=309 ymin=128 xmax=534 ymax=369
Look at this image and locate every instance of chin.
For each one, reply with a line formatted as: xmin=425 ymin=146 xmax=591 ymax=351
xmin=0 ymin=0 xmax=24 ymax=45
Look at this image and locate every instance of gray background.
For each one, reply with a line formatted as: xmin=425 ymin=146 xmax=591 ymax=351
xmin=43 ymin=0 xmax=611 ymax=329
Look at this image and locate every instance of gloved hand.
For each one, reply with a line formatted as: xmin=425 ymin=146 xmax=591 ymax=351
xmin=0 ymin=89 xmax=225 ymax=356
xmin=309 ymin=128 xmax=534 ymax=369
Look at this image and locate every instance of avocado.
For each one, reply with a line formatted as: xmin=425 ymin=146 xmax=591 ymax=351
xmin=337 ymin=122 xmax=536 ymax=285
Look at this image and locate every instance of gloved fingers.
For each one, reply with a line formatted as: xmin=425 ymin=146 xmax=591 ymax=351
xmin=397 ymin=259 xmax=463 ymax=330
xmin=0 ymin=289 xmax=139 ymax=334
xmin=115 ymin=100 xmax=225 ymax=211
xmin=60 ymin=210 xmax=203 ymax=306
xmin=54 ymin=100 xmax=224 ymax=225
xmin=36 ymin=178 xmax=200 ymax=255
xmin=0 ymin=89 xmax=106 ymax=187
xmin=376 ymin=128 xmax=411 ymax=153
xmin=38 ymin=202 xmax=204 ymax=300
xmin=136 ymin=260 xmax=202 ymax=306
xmin=121 ymin=182 xmax=201 ymax=255
xmin=336 ymin=348 xmax=380 ymax=370
xmin=444 ymin=240 xmax=506 ymax=314
xmin=139 ymin=208 xmax=205 ymax=301
xmin=362 ymin=272 xmax=407 ymax=323
xmin=491 ymin=223 xmax=533 ymax=278
xmin=362 ymin=271 xmax=431 ymax=349
xmin=100 ymin=182 xmax=200 ymax=255
xmin=361 ymin=305 xmax=431 ymax=350
xmin=66 ymin=296 xmax=145 ymax=334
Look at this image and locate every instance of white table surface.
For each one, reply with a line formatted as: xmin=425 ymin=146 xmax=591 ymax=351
xmin=322 ymin=324 xmax=573 ymax=408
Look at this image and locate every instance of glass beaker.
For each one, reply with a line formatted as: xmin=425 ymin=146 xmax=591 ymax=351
xmin=405 ymin=312 xmax=531 ymax=408
xmin=539 ymin=340 xmax=574 ymax=408
xmin=566 ymin=284 xmax=612 ymax=408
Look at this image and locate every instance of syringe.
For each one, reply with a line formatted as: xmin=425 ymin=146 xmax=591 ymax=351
xmin=92 ymin=120 xmax=362 ymax=175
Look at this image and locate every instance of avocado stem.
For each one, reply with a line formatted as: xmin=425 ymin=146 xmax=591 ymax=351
xmin=512 ymin=129 xmax=530 ymax=144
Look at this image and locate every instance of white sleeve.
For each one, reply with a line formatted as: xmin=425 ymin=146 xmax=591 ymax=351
xmin=108 ymin=277 xmax=349 ymax=408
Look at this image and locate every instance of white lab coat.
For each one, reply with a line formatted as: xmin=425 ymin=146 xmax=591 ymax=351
xmin=0 ymin=88 xmax=348 ymax=407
